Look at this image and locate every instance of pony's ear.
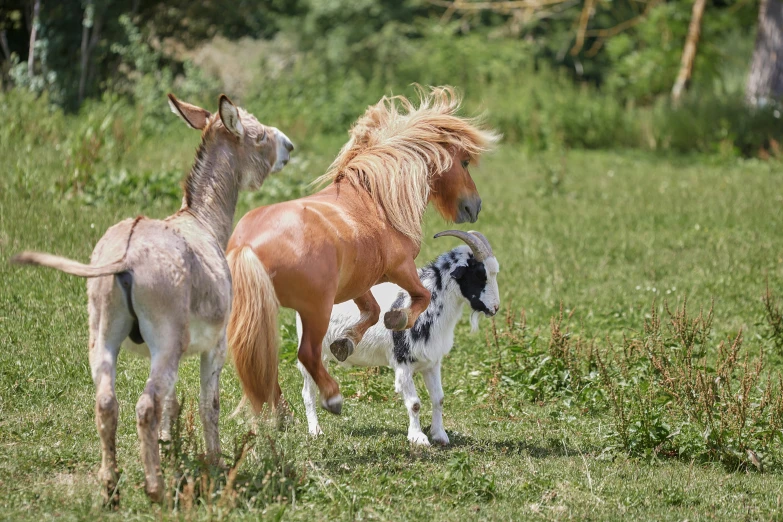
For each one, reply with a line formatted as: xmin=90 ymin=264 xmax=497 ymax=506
xmin=218 ymin=94 xmax=244 ymax=138
xmin=168 ymin=94 xmax=210 ymax=130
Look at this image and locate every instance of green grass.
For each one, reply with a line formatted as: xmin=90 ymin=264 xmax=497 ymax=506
xmin=1 ymin=116 xmax=783 ymax=520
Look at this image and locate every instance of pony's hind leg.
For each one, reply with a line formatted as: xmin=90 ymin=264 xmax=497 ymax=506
xmin=298 ymin=359 xmax=324 ymax=436
xmin=298 ymin=310 xmax=342 ymax=415
xmin=200 ymin=335 xmax=226 ymax=463
xmin=384 ymin=258 xmax=432 ymax=331
xmin=329 ymin=291 xmax=381 ymax=362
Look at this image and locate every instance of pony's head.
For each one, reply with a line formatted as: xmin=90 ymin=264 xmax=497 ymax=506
xmin=319 ymin=86 xmax=500 ymax=245
xmin=168 ymin=94 xmax=295 ymax=191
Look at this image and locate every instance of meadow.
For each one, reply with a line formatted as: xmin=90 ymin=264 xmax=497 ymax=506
xmin=1 ymin=98 xmax=783 ymax=520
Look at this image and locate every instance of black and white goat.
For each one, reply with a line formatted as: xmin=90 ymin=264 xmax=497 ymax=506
xmin=296 ymin=230 xmax=500 ymax=446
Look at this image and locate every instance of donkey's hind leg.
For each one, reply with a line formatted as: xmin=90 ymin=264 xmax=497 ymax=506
xmin=87 ymin=279 xmax=132 ymax=507
xmin=329 ymin=291 xmax=381 ymax=362
xmin=135 ymin=320 xmax=186 ymax=503
xmin=200 ymin=334 xmax=226 ymax=463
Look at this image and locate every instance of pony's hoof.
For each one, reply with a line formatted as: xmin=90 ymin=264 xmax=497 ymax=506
xmin=384 ymin=310 xmax=408 ymax=331
xmin=321 ymin=394 xmax=343 ymax=415
xmin=330 ymin=338 xmax=355 ymax=362
xmin=99 ymin=469 xmax=120 ymax=509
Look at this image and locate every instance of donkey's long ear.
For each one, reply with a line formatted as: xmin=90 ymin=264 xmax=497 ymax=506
xmin=218 ymin=94 xmax=244 ymax=138
xmin=168 ymin=94 xmax=211 ymax=130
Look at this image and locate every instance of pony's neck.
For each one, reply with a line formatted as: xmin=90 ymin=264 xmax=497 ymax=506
xmin=180 ymin=141 xmax=241 ymax=249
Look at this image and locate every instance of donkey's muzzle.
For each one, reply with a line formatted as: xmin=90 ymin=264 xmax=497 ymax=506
xmin=455 ymin=196 xmax=482 ymax=223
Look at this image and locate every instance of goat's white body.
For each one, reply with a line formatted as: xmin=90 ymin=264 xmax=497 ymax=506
xmin=297 ymin=245 xmax=500 ymax=446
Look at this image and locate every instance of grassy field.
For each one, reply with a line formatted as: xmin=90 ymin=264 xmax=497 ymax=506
xmin=1 ymin=117 xmax=783 ymax=520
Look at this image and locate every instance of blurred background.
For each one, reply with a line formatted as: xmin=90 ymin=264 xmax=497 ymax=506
xmin=1 ymin=0 xmax=781 ymax=157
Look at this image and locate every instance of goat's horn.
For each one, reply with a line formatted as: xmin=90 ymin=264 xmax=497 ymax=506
xmin=433 ymin=230 xmax=491 ymax=262
xmin=468 ymin=230 xmax=494 ymax=259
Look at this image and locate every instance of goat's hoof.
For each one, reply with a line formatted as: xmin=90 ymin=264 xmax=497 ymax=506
xmin=408 ymin=432 xmax=431 ymax=446
xmin=330 ymin=338 xmax=355 ymax=362
xmin=321 ymin=394 xmax=343 ymax=415
xmin=384 ymin=310 xmax=408 ymax=331
xmin=431 ymin=430 xmax=450 ymax=446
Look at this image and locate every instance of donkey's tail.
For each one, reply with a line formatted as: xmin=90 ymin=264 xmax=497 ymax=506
xmin=227 ymin=246 xmax=279 ymax=414
xmin=10 ymin=251 xmax=128 ymax=278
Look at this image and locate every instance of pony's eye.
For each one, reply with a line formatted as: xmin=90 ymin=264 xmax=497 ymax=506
xmin=461 ymin=159 xmax=470 ymax=169
xmin=255 ymin=129 xmax=267 ymax=145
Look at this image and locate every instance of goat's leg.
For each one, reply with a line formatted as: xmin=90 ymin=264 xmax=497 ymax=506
xmin=136 ymin=329 xmax=184 ymax=503
xmin=394 ymin=365 xmax=429 ymax=446
xmin=422 ymin=362 xmax=449 ymax=445
xmin=384 ymin=258 xmax=431 ymax=331
xmin=298 ymin=308 xmax=342 ymax=415
xmin=200 ymin=334 xmax=226 ymax=464
xmin=330 ymin=291 xmax=381 ymax=362
xmin=298 ymin=360 xmax=324 ymax=436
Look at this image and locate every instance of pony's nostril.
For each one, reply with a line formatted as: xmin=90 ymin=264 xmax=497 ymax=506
xmin=285 ymin=140 xmax=294 ymax=152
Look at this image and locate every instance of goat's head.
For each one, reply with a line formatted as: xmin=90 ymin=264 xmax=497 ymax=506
xmin=434 ymin=230 xmax=500 ymax=331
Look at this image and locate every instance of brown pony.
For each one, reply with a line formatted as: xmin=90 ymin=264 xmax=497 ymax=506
xmin=227 ymin=86 xmax=499 ymax=415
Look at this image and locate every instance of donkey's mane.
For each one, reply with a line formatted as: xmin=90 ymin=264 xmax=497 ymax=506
xmin=315 ymin=86 xmax=499 ymax=245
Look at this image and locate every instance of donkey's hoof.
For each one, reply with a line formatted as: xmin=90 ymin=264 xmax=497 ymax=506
xmin=384 ymin=310 xmax=408 ymax=331
xmin=144 ymin=477 xmax=165 ymax=504
xmin=321 ymin=394 xmax=343 ymax=415
xmin=330 ymin=338 xmax=355 ymax=362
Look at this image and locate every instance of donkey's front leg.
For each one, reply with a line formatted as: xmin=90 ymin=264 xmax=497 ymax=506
xmin=330 ymin=291 xmax=381 ymax=362
xmin=384 ymin=258 xmax=431 ymax=331
xmin=200 ymin=335 xmax=226 ymax=464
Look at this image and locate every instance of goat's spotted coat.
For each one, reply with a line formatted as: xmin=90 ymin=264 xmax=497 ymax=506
xmin=296 ymin=244 xmax=500 ymax=445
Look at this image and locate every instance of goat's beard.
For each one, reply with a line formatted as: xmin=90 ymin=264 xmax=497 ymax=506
xmin=470 ymin=311 xmax=480 ymax=333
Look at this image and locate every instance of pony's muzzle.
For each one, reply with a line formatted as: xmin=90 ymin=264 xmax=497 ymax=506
xmin=455 ymin=196 xmax=482 ymax=223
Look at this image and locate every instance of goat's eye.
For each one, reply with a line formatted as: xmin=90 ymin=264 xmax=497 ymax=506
xmin=255 ymin=129 xmax=267 ymax=145
xmin=461 ymin=159 xmax=470 ymax=169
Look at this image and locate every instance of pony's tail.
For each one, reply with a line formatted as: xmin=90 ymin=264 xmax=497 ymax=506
xmin=226 ymin=246 xmax=279 ymax=414
xmin=10 ymin=251 xmax=127 ymax=278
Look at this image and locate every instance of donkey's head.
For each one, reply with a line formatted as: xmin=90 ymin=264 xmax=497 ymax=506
xmin=168 ymin=94 xmax=294 ymax=190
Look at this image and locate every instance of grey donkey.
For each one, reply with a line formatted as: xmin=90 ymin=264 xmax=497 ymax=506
xmin=11 ymin=94 xmax=294 ymax=505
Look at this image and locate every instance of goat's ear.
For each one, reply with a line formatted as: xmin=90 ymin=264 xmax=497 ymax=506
xmin=168 ymin=94 xmax=210 ymax=130
xmin=450 ymin=265 xmax=468 ymax=280
xmin=218 ymin=94 xmax=244 ymax=138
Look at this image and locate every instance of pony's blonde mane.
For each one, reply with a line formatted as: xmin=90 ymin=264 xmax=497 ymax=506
xmin=316 ymin=86 xmax=500 ymax=244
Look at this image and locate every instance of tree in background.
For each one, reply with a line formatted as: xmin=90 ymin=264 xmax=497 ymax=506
xmin=746 ymin=0 xmax=783 ymax=105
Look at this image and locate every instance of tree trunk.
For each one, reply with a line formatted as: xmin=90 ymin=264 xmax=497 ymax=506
xmin=0 ymin=30 xmax=10 ymax=61
xmin=27 ymin=0 xmax=41 ymax=78
xmin=671 ymin=0 xmax=707 ymax=104
xmin=78 ymin=0 xmax=93 ymax=105
xmin=746 ymin=0 xmax=783 ymax=106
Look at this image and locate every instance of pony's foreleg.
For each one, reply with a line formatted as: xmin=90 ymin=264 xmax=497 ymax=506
xmin=329 ymin=291 xmax=381 ymax=362
xmin=383 ymin=258 xmax=431 ymax=330
xmin=200 ymin=334 xmax=226 ymax=464
xmin=159 ymin=387 xmax=180 ymax=442
xmin=298 ymin=311 xmax=343 ymax=415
